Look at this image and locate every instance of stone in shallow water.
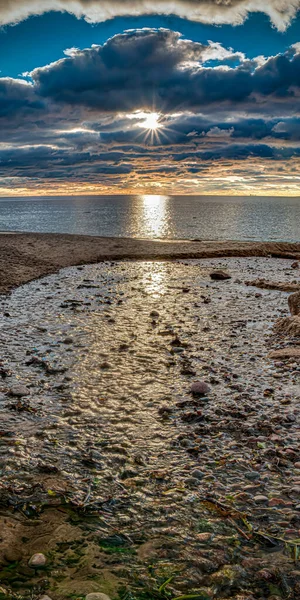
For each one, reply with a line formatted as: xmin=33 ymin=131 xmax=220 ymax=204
xmin=190 ymin=381 xmax=211 ymax=396
xmin=28 ymin=553 xmax=47 ymax=568
xmin=210 ymin=270 xmax=231 ymax=280
xmin=9 ymin=385 xmax=28 ymax=397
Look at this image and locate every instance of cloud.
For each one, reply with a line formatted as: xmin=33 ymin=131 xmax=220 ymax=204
xmin=0 ymin=77 xmax=43 ymax=118
xmin=28 ymin=29 xmax=300 ymax=114
xmin=0 ymin=28 xmax=299 ymax=194
xmin=0 ymin=0 xmax=299 ymax=31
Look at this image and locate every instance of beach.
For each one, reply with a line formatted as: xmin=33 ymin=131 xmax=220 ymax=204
xmin=0 ymin=241 xmax=300 ymax=599
xmin=0 ymin=232 xmax=300 ymax=294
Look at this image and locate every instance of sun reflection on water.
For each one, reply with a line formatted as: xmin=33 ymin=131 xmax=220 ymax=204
xmin=140 ymin=262 xmax=171 ymax=298
xmin=138 ymin=194 xmax=170 ymax=238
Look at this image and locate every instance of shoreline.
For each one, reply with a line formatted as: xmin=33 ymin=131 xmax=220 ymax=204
xmin=0 ymin=232 xmax=300 ymax=294
xmin=0 ymin=255 xmax=300 ymax=599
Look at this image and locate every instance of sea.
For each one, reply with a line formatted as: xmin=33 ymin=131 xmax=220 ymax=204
xmin=0 ymin=194 xmax=299 ymax=242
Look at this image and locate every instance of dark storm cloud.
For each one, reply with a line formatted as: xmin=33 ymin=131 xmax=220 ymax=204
xmin=0 ymin=78 xmax=43 ymax=118
xmin=0 ymin=0 xmax=299 ymax=31
xmin=29 ymin=30 xmax=300 ymax=113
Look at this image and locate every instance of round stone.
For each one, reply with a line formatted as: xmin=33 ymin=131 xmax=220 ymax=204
xmin=9 ymin=385 xmax=29 ymax=397
xmin=28 ymin=553 xmax=47 ymax=568
xmin=191 ymin=469 xmax=205 ymax=480
xmin=190 ymin=381 xmax=211 ymax=396
xmin=253 ymin=495 xmax=269 ymax=503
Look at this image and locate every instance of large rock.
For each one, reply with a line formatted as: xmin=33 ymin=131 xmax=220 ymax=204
xmin=269 ymin=347 xmax=300 ymax=360
xmin=210 ymin=270 xmax=231 ymax=281
xmin=274 ymin=316 xmax=300 ymax=337
xmin=288 ymin=291 xmax=300 ymax=316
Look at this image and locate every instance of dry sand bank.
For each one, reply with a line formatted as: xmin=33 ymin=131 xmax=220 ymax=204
xmin=0 ymin=232 xmax=300 ymax=293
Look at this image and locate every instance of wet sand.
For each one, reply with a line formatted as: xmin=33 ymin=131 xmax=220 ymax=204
xmin=0 ymin=255 xmax=300 ymax=599
xmin=0 ymin=232 xmax=300 ymax=294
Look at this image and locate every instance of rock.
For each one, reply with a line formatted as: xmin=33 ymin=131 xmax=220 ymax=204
xmin=63 ymin=337 xmax=73 ymax=344
xmin=197 ymin=533 xmax=212 ymax=543
xmin=210 ymin=270 xmax=231 ymax=281
xmin=190 ymin=381 xmax=211 ymax=396
xmin=28 ymin=553 xmax=47 ymax=568
xmin=4 ymin=548 xmax=23 ymax=562
xmin=288 ymin=291 xmax=300 ymax=316
xmin=39 ymin=596 xmax=53 ymax=600
xmin=291 ymin=261 xmax=299 ymax=269
xmin=8 ymin=385 xmax=29 ymax=397
xmin=253 ymin=494 xmax=269 ymax=503
xmin=245 ymin=471 xmax=260 ymax=480
xmin=273 ymin=316 xmax=300 ymax=337
xmin=191 ymin=469 xmax=205 ymax=480
xmin=85 ymin=595 xmax=111 ymax=600
xmin=269 ymin=347 xmax=300 ymax=360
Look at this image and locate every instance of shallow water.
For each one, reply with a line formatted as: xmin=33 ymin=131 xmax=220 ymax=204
xmin=0 ymin=194 xmax=300 ymax=241
xmin=0 ymin=257 xmax=300 ymax=598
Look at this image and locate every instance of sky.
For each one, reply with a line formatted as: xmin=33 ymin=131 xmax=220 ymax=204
xmin=0 ymin=1 xmax=300 ymax=196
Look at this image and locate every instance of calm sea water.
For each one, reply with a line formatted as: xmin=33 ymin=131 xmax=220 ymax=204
xmin=0 ymin=194 xmax=299 ymax=242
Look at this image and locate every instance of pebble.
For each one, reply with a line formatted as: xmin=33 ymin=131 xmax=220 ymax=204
xmin=253 ymin=495 xmax=269 ymax=503
xmin=8 ymin=385 xmax=29 ymax=397
xmin=245 ymin=471 xmax=260 ymax=480
xmin=28 ymin=553 xmax=47 ymax=567
xmin=4 ymin=549 xmax=22 ymax=562
xmin=191 ymin=469 xmax=205 ymax=480
xmin=190 ymin=381 xmax=211 ymax=396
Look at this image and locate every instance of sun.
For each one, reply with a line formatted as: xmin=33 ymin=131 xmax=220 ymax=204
xmin=140 ymin=112 xmax=161 ymax=130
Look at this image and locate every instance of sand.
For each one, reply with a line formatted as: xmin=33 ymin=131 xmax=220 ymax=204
xmin=0 ymin=232 xmax=300 ymax=294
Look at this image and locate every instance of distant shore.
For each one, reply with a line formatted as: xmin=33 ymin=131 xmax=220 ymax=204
xmin=0 ymin=231 xmax=300 ymax=294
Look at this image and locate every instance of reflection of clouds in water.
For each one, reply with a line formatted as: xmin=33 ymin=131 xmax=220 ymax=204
xmin=138 ymin=195 xmax=171 ymax=238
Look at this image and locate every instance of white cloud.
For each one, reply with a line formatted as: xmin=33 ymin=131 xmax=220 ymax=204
xmin=0 ymin=0 xmax=299 ymax=31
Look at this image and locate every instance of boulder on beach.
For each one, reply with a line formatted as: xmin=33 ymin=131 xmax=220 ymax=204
xmin=288 ymin=290 xmax=300 ymax=316
xmin=209 ymin=270 xmax=231 ymax=281
xmin=274 ymin=316 xmax=300 ymax=338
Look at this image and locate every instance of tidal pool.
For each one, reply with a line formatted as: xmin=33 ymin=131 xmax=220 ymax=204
xmin=0 ymin=258 xmax=299 ymax=599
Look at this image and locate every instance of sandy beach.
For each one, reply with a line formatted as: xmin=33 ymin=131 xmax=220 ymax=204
xmin=0 ymin=232 xmax=300 ymax=294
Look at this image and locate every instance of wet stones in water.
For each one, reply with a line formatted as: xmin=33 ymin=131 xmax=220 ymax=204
xmin=210 ymin=270 xmax=232 ymax=281
xmin=190 ymin=381 xmax=211 ymax=396
xmin=8 ymin=385 xmax=29 ymax=397
xmin=28 ymin=553 xmax=47 ymax=568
